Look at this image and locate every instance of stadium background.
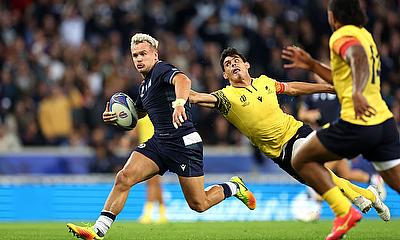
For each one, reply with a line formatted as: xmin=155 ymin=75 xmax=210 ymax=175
xmin=0 ymin=0 xmax=400 ymax=224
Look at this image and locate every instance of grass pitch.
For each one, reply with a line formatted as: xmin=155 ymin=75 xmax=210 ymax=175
xmin=1 ymin=220 xmax=399 ymax=240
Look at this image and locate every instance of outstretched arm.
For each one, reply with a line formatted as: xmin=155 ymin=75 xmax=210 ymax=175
xmin=189 ymin=90 xmax=218 ymax=108
xmin=277 ymin=81 xmax=335 ymax=96
xmin=282 ymin=46 xmax=333 ymax=84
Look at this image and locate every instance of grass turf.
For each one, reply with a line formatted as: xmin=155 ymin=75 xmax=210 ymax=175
xmin=1 ymin=220 xmax=399 ymax=240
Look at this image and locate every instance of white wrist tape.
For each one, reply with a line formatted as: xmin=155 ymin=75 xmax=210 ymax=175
xmin=172 ymin=98 xmax=186 ymax=109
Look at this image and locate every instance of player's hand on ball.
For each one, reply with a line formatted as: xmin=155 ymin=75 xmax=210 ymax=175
xmin=172 ymin=105 xmax=187 ymax=129
xmin=103 ymin=102 xmax=117 ymax=125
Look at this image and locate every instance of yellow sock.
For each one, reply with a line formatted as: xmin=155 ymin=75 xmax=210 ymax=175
xmin=143 ymin=202 xmax=154 ymax=215
xmin=328 ymin=169 xmax=360 ymax=201
xmin=345 ymin=180 xmax=376 ymax=203
xmin=327 ymin=168 xmax=376 ymax=203
xmin=322 ymin=186 xmax=351 ymax=217
xmin=159 ymin=203 xmax=167 ymax=218
xmin=139 ymin=202 xmax=154 ymax=224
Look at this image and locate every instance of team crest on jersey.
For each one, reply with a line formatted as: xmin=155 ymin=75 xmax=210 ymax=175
xmin=240 ymin=95 xmax=250 ymax=107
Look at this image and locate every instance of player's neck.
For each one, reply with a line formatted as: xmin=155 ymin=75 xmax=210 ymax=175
xmin=230 ymin=76 xmax=251 ymax=88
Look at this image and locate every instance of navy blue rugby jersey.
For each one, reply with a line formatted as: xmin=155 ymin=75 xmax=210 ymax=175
xmin=135 ymin=61 xmax=195 ymax=138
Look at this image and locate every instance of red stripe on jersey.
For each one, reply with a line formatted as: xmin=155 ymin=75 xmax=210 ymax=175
xmin=339 ymin=38 xmax=362 ymax=59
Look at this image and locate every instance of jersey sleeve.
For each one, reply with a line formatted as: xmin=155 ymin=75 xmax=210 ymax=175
xmin=211 ymin=89 xmax=231 ymax=116
xmin=332 ymin=36 xmax=362 ymax=59
xmin=154 ymin=62 xmax=183 ymax=84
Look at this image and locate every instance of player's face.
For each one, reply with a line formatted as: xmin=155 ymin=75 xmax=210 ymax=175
xmin=222 ymin=55 xmax=250 ymax=82
xmin=131 ymin=42 xmax=158 ymax=75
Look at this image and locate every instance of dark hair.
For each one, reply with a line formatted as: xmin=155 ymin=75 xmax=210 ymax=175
xmin=219 ymin=47 xmax=247 ymax=72
xmin=328 ymin=0 xmax=367 ymax=27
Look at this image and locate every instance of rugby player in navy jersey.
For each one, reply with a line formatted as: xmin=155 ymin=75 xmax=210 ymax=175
xmin=67 ymin=33 xmax=256 ymax=240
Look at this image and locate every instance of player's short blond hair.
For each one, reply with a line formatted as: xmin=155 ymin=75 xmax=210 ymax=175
xmin=130 ymin=33 xmax=159 ymax=50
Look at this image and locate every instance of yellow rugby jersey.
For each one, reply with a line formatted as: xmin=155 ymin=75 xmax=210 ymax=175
xmin=212 ymin=75 xmax=303 ymax=158
xmin=329 ymin=25 xmax=393 ymax=125
xmin=137 ymin=115 xmax=154 ymax=144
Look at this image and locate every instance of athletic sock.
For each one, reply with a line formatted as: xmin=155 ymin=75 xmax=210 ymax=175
xmin=322 ymin=186 xmax=352 ymax=217
xmin=224 ymin=181 xmax=238 ymax=195
xmin=159 ymin=203 xmax=167 ymax=219
xmin=94 ymin=210 xmax=116 ymax=237
xmin=328 ymin=168 xmax=376 ymax=202
xmin=142 ymin=202 xmax=154 ymax=216
xmin=328 ymin=169 xmax=360 ymax=201
xmin=345 ymin=180 xmax=376 ymax=202
xmin=217 ymin=183 xmax=233 ymax=199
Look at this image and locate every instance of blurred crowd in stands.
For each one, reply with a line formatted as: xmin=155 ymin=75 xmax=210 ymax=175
xmin=0 ymin=0 xmax=399 ymax=172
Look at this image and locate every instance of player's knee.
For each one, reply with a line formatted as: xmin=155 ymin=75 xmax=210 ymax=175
xmin=114 ymin=169 xmax=136 ymax=190
xmin=187 ymin=201 xmax=207 ymax=213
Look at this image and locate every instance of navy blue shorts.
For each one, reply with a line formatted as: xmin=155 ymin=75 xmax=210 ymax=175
xmin=317 ymin=118 xmax=400 ymax=162
xmin=135 ymin=131 xmax=204 ymax=177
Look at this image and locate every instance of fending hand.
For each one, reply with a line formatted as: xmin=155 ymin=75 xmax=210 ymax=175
xmin=281 ymin=46 xmax=314 ymax=70
xmin=172 ymin=105 xmax=187 ymax=129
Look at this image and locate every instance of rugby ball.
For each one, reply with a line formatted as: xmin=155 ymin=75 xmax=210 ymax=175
xmin=109 ymin=92 xmax=138 ymax=130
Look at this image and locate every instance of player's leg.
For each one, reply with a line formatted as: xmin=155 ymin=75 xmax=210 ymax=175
xmin=179 ymin=175 xmax=224 ymax=212
xmin=326 ymin=168 xmax=376 ymax=212
xmin=325 ymin=158 xmax=390 ymax=220
xmin=67 ymin=151 xmax=160 ymax=239
xmin=291 ymin=132 xmax=361 ymax=240
xmin=328 ymin=158 xmax=370 ymax=183
xmin=139 ymin=176 xmax=166 ymax=223
xmin=378 ymin=164 xmax=400 ymax=193
xmin=152 ymin=175 xmax=167 ymax=223
xmin=178 ymin=175 xmax=256 ymax=212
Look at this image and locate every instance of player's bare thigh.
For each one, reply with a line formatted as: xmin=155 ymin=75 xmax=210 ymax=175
xmin=292 ymin=131 xmax=342 ymax=165
xmin=120 ymin=151 xmax=160 ymax=185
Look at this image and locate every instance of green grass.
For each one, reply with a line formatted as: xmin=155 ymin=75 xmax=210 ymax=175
xmin=1 ymin=220 xmax=399 ymax=240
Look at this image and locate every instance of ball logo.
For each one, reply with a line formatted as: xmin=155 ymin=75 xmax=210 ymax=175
xmin=119 ymin=111 xmax=128 ymax=119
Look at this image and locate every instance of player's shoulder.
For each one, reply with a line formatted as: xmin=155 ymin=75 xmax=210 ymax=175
xmin=253 ymin=74 xmax=276 ymax=84
xmin=253 ymin=75 xmax=278 ymax=90
xmin=329 ymin=25 xmax=367 ymax=47
xmin=213 ymin=85 xmax=232 ymax=96
xmin=153 ymin=61 xmax=180 ymax=73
